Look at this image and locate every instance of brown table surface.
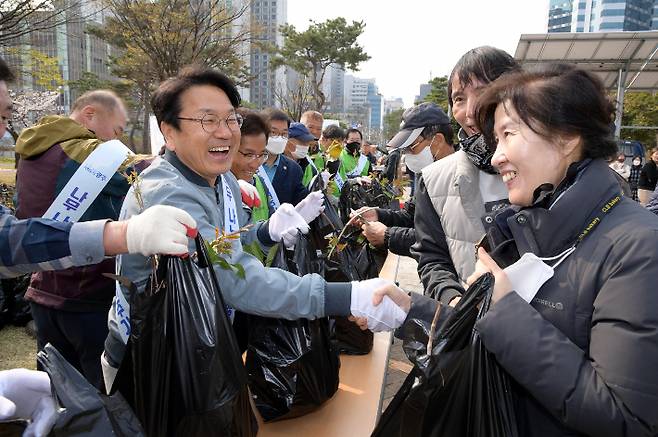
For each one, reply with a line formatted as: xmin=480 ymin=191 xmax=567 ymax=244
xmin=255 ymin=253 xmax=399 ymax=437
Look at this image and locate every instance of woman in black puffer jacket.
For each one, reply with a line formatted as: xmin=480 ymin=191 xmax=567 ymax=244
xmin=378 ymin=64 xmax=658 ymax=437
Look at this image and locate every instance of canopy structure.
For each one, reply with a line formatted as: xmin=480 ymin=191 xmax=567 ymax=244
xmin=514 ymin=31 xmax=658 ymax=138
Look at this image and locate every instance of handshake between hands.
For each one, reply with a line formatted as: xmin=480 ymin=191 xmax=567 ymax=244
xmin=350 ymin=278 xmax=411 ymax=332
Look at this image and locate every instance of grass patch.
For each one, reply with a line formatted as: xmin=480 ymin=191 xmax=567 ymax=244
xmin=0 ymin=169 xmax=16 ymax=186
xmin=0 ymin=325 xmax=37 ymax=370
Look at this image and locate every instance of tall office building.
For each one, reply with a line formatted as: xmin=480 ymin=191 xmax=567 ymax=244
xmin=322 ymin=63 xmax=346 ymax=114
xmin=343 ymin=75 xmax=383 ymax=136
xmin=367 ymin=82 xmax=383 ymax=132
xmin=383 ymin=98 xmax=404 ymax=115
xmin=2 ymin=0 xmax=116 ymax=111
xmin=249 ymin=0 xmax=287 ymax=109
xmin=414 ymin=83 xmax=432 ymax=103
xmin=548 ymin=0 xmax=657 ymax=33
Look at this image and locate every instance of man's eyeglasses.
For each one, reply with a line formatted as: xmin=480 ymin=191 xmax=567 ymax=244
xmin=177 ymin=112 xmax=243 ymax=134
xmin=238 ymin=150 xmax=269 ymax=162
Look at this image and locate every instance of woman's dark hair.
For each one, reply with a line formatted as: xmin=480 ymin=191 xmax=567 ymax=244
xmin=262 ymin=108 xmax=291 ymax=127
xmin=447 ymin=46 xmax=520 ymax=108
xmin=237 ymin=108 xmax=270 ymax=142
xmin=322 ymin=124 xmax=345 ymax=141
xmin=151 ymin=66 xmax=241 ymax=130
xmin=475 ymin=63 xmax=617 ymax=160
xmin=346 ymin=128 xmax=363 ymax=140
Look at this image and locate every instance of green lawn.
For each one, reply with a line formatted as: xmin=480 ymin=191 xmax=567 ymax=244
xmin=0 ymin=325 xmax=37 ymax=370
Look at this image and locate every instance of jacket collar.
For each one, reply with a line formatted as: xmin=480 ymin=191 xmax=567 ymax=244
xmin=506 ymin=159 xmax=623 ymax=257
xmin=454 ymin=150 xmax=485 ymax=221
xmin=163 ymin=149 xmax=217 ymax=188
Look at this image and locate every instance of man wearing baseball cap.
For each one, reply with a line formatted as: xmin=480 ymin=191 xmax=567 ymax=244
xmin=286 ymin=122 xmax=320 ymax=187
xmin=351 ymin=102 xmax=454 ymax=257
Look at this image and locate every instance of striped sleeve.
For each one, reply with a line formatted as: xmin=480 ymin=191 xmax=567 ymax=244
xmin=0 ymin=205 xmax=105 ymax=278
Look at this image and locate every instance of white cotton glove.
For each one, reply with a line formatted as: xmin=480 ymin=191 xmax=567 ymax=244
xmin=0 ymin=369 xmax=57 ymax=437
xmin=321 ymin=170 xmax=331 ymax=186
xmin=268 ymin=203 xmax=310 ymax=248
xmin=350 ymin=278 xmax=408 ymax=332
xmin=295 ymin=191 xmax=325 ymax=224
xmin=126 ymin=205 xmax=197 ymax=256
xmin=237 ymin=179 xmax=261 ymax=208
xmin=355 ymin=176 xmax=372 ymax=185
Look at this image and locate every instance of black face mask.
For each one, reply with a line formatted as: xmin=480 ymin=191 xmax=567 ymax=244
xmin=459 ymin=132 xmax=498 ymax=175
xmin=345 ymin=142 xmax=361 ymax=156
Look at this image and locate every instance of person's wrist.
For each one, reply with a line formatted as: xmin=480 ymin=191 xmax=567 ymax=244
xmin=103 ymin=220 xmax=128 ymax=256
xmin=383 ymin=227 xmax=391 ymax=248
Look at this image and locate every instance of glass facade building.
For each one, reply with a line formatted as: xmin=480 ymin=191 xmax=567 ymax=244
xmin=548 ymin=0 xmax=657 ymax=33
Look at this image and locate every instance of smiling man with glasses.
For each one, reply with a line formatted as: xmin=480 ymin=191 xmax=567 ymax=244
xmin=103 ymin=66 xmax=407 ymax=391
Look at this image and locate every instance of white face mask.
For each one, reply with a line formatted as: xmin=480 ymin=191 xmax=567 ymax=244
xmin=293 ymin=145 xmax=309 ymax=159
xmin=266 ymin=136 xmax=287 ymax=155
xmin=503 ymin=247 xmax=575 ymax=303
xmin=405 ymin=146 xmax=434 ymax=173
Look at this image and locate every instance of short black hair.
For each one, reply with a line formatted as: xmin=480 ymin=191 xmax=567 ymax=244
xmin=422 ymin=123 xmax=454 ymax=145
xmin=151 ymin=66 xmax=241 ymax=131
xmin=447 ymin=46 xmax=520 ymax=108
xmin=262 ymin=108 xmax=290 ymax=127
xmin=0 ymin=57 xmax=15 ymax=82
xmin=322 ymin=124 xmax=345 ymax=141
xmin=238 ymin=108 xmax=270 ymax=142
xmin=345 ymin=128 xmax=363 ymax=141
xmin=476 ymin=63 xmax=617 ymax=160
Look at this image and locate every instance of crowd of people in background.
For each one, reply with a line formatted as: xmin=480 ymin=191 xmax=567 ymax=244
xmin=1 ymin=41 xmax=658 ymax=437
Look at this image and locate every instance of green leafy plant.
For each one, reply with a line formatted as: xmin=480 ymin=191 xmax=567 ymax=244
xmin=205 ymin=226 xmax=253 ymax=279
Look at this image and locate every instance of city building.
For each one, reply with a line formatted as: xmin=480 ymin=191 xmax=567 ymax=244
xmin=322 ymin=63 xmax=346 ymax=114
xmin=367 ymin=81 xmax=383 ymax=132
xmin=414 ymin=83 xmax=432 ymax=103
xmin=342 ymin=74 xmax=383 ymax=138
xmin=249 ymin=0 xmax=287 ymax=109
xmin=548 ymin=0 xmax=657 ymax=33
xmin=384 ymin=98 xmax=404 ymax=115
xmin=1 ymin=0 xmax=116 ymax=111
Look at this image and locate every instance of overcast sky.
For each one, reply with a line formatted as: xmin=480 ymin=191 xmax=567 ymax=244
xmin=287 ymin=0 xmax=549 ymax=107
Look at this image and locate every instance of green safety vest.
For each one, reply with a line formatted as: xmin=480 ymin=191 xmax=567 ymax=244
xmin=251 ymin=175 xmax=271 ymax=222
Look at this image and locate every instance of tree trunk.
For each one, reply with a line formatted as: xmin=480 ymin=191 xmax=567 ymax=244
xmin=141 ymin=90 xmax=150 ymax=154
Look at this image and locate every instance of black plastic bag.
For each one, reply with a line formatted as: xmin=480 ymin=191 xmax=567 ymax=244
xmin=338 ymin=179 xmax=396 ymax=224
xmin=245 ymin=235 xmax=340 ymax=422
xmin=324 ymin=242 xmax=382 ymax=355
xmin=37 ymin=343 xmax=145 ymax=437
xmin=0 ymin=275 xmax=31 ymax=329
xmin=308 ymin=175 xmax=343 ymax=250
xmin=373 ymin=274 xmax=519 ymax=437
xmin=115 ymin=235 xmax=257 ymax=437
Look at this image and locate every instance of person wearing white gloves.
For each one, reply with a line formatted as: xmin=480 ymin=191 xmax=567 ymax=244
xmin=103 ymin=68 xmax=410 ymax=391
xmin=0 ymin=369 xmax=56 ymax=437
xmin=0 ymin=204 xmax=196 ymax=279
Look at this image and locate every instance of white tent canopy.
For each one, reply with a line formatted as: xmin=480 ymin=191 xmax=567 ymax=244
xmin=514 ymin=31 xmax=658 ymax=137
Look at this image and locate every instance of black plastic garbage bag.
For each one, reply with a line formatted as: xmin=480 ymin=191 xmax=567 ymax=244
xmin=372 ymin=274 xmax=519 ymax=437
xmin=324 ymin=242 xmax=382 ymax=355
xmin=308 ymin=176 xmax=343 ymax=249
xmin=338 ymin=179 xmax=395 ymax=224
xmin=0 ymin=275 xmax=31 ymax=329
xmin=114 ymin=235 xmax=257 ymax=437
xmin=245 ymin=235 xmax=340 ymax=422
xmin=37 ymin=343 xmax=145 ymax=437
